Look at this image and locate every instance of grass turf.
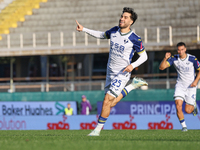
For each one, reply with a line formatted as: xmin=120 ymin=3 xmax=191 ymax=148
xmin=0 ymin=130 xmax=200 ymax=150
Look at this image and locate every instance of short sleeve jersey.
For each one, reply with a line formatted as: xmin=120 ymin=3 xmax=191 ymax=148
xmin=104 ymin=26 xmax=145 ymax=74
xmin=167 ymin=54 xmax=200 ymax=88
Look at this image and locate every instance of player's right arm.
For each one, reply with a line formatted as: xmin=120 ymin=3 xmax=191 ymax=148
xmin=76 ymin=20 xmax=106 ymax=39
xmin=159 ymin=52 xmax=171 ymax=70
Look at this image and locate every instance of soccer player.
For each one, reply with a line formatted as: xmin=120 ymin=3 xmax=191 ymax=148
xmin=76 ymin=7 xmax=148 ymax=136
xmin=159 ymin=42 xmax=200 ymax=132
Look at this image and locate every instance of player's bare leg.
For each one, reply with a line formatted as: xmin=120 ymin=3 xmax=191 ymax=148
xmin=110 ymin=94 xmax=123 ymax=107
xmin=175 ymin=100 xmax=187 ymax=131
xmin=101 ymin=94 xmax=117 ymax=117
xmin=111 ymin=77 xmax=148 ymax=107
xmin=175 ymin=100 xmax=184 ymax=120
xmin=88 ymin=77 xmax=148 ymax=136
xmin=87 ymin=94 xmax=115 ymax=136
xmin=185 ymin=104 xmax=194 ymax=114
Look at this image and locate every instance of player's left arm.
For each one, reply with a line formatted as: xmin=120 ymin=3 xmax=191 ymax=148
xmin=190 ymin=70 xmax=200 ymax=87
xmin=123 ymin=37 xmax=147 ymax=73
xmin=190 ymin=58 xmax=200 ymax=87
xmin=123 ymin=51 xmax=147 ymax=72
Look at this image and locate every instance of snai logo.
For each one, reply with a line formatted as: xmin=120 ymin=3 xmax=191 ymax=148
xmin=148 ymin=114 xmax=173 ymax=129
xmin=47 ymin=115 xmax=69 ymax=130
xmin=80 ymin=115 xmax=98 ymax=130
xmin=112 ymin=115 xmax=136 ymax=129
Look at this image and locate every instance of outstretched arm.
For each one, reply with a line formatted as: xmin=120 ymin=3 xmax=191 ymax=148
xmin=123 ymin=51 xmax=148 ymax=72
xmin=76 ymin=20 xmax=106 ymax=39
xmin=159 ymin=52 xmax=171 ymax=70
xmin=76 ymin=20 xmax=83 ymax=31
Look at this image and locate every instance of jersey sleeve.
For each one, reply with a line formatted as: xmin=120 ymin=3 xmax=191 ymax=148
xmin=104 ymin=26 xmax=119 ymax=39
xmin=132 ymin=37 xmax=145 ymax=54
xmin=193 ymin=58 xmax=200 ymax=70
xmin=188 ymin=56 xmax=200 ymax=70
xmin=166 ymin=56 xmax=176 ymax=66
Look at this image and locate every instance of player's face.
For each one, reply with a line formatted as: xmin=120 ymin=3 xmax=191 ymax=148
xmin=119 ymin=12 xmax=133 ymax=29
xmin=177 ymin=45 xmax=186 ymax=58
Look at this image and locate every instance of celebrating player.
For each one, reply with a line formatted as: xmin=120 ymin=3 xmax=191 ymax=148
xmin=76 ymin=7 xmax=148 ymax=136
xmin=159 ymin=42 xmax=200 ymax=132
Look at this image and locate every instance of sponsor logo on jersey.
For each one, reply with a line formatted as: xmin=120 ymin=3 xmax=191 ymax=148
xmin=140 ymin=42 xmax=143 ymax=50
xmin=110 ymin=41 xmax=125 ymax=58
xmin=112 ymin=35 xmax=117 ymax=38
xmin=197 ymin=61 xmax=200 ymax=67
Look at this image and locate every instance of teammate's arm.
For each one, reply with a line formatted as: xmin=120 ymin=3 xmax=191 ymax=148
xmin=76 ymin=20 xmax=106 ymax=39
xmin=159 ymin=52 xmax=171 ymax=70
xmin=123 ymin=51 xmax=148 ymax=72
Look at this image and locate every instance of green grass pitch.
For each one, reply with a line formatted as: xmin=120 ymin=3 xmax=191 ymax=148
xmin=0 ymin=130 xmax=200 ymax=150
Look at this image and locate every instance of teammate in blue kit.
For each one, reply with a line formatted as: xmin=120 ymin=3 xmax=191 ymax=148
xmin=76 ymin=7 xmax=148 ymax=136
xmin=159 ymin=42 xmax=200 ymax=132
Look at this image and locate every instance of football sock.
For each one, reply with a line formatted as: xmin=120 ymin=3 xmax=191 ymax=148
xmin=95 ymin=123 xmax=104 ymax=132
xmin=121 ymin=84 xmax=135 ymax=98
xmin=180 ymin=119 xmax=187 ymax=128
xmin=95 ymin=115 xmax=107 ymax=132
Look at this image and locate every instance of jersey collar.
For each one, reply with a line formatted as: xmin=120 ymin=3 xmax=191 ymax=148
xmin=179 ymin=53 xmax=188 ymax=61
xmin=119 ymin=28 xmax=132 ymax=36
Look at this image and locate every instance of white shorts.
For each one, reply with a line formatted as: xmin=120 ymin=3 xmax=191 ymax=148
xmin=104 ymin=71 xmax=131 ymax=97
xmin=174 ymin=85 xmax=196 ymax=106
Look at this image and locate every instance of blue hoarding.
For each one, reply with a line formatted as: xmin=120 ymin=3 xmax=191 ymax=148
xmin=97 ymin=101 xmax=200 ymax=115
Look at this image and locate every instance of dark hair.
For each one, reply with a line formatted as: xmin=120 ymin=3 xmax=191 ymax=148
xmin=176 ymin=42 xmax=186 ymax=48
xmin=122 ymin=7 xmax=138 ymax=25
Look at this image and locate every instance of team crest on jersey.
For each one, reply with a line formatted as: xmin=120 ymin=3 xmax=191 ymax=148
xmin=124 ymin=39 xmax=128 ymax=44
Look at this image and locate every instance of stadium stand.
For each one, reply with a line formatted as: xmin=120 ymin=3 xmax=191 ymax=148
xmin=0 ymin=0 xmax=199 ymax=52
xmin=0 ymin=0 xmax=199 ymax=92
xmin=0 ymin=0 xmax=14 ymax=12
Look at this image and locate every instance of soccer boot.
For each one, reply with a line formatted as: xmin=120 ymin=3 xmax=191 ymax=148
xmin=193 ymin=102 xmax=198 ymax=116
xmin=131 ymin=77 xmax=148 ymax=89
xmin=181 ymin=127 xmax=188 ymax=132
xmin=87 ymin=130 xmax=100 ymax=136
